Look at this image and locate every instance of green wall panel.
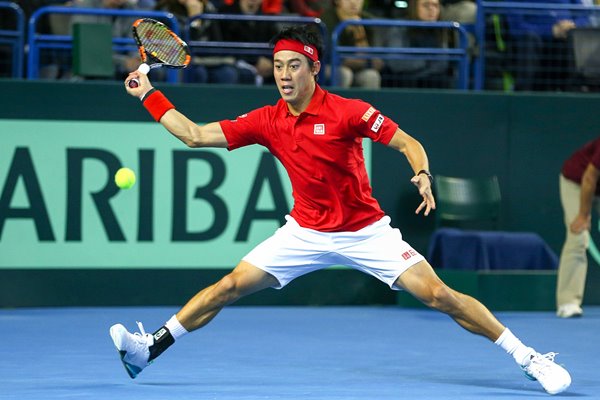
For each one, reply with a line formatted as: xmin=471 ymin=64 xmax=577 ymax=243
xmin=2 ymin=80 xmax=600 ymax=307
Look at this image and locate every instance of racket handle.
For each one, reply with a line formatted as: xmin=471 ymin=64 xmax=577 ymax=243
xmin=138 ymin=63 xmax=150 ymax=74
xmin=128 ymin=78 xmax=140 ymax=88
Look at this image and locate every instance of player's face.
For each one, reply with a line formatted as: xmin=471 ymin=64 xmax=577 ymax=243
xmin=273 ymin=50 xmax=319 ymax=115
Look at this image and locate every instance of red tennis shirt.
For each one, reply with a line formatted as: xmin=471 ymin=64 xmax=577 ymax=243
xmin=219 ymin=85 xmax=399 ymax=232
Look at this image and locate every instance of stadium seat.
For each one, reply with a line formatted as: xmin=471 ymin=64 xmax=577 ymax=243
xmin=434 ymin=175 xmax=501 ymax=230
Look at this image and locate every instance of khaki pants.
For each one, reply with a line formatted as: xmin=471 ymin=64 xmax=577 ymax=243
xmin=556 ymin=175 xmax=598 ymax=307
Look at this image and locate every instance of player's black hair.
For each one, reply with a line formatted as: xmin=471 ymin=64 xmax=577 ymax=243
xmin=270 ymin=24 xmax=324 ymax=65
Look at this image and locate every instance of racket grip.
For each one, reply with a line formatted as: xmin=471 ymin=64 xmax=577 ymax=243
xmin=138 ymin=63 xmax=150 ymax=74
xmin=128 ymin=78 xmax=140 ymax=88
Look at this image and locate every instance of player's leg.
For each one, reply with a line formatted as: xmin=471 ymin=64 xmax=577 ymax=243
xmin=109 ymin=215 xmax=330 ymax=379
xmin=109 ymin=261 xmax=278 ymax=379
xmin=395 ymin=260 xmax=505 ymax=340
xmin=175 ymin=260 xmax=279 ymax=331
xmin=395 ymin=260 xmax=571 ymax=394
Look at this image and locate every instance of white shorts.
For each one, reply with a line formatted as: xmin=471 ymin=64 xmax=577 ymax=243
xmin=243 ymin=215 xmax=425 ymax=290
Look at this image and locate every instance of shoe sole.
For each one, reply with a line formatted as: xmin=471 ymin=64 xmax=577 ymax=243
xmin=118 ymin=351 xmax=142 ymax=379
xmin=561 ymin=312 xmax=583 ymax=318
xmin=523 ymin=364 xmax=571 ymax=394
xmin=545 ymin=376 xmax=571 ymax=395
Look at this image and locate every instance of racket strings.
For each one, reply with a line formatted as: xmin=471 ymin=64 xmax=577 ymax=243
xmin=136 ymin=23 xmax=188 ymax=66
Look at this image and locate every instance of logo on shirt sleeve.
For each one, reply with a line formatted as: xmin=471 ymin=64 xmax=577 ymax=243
xmin=402 ymin=249 xmax=417 ymax=260
xmin=231 ymin=113 xmax=248 ymax=122
xmin=361 ymin=107 xmax=376 ymax=122
xmin=313 ymin=123 xmax=325 ymax=135
xmin=371 ymin=115 xmax=384 ymax=133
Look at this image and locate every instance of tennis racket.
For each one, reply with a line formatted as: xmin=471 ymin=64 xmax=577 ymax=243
xmin=128 ymin=18 xmax=191 ymax=88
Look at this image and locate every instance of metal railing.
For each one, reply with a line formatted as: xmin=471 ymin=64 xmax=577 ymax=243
xmin=184 ymin=14 xmax=328 ymax=82
xmin=0 ymin=1 xmax=25 ymax=78
xmin=185 ymin=14 xmax=328 ymax=55
xmin=26 ymin=6 xmax=180 ymax=81
xmin=473 ymin=0 xmax=600 ymax=91
xmin=330 ymin=19 xmax=470 ymax=89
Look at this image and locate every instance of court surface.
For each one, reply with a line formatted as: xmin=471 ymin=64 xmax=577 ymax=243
xmin=1 ymin=305 xmax=598 ymax=399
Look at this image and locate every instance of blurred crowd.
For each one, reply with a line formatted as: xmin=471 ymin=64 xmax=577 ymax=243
xmin=1 ymin=0 xmax=600 ymax=91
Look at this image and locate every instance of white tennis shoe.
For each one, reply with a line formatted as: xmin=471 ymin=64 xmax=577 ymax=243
xmin=109 ymin=321 xmax=153 ymax=379
xmin=557 ymin=303 xmax=583 ymax=318
xmin=521 ymin=352 xmax=571 ymax=395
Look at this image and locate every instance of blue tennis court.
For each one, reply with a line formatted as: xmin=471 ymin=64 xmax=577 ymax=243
xmin=1 ymin=305 xmax=598 ymax=399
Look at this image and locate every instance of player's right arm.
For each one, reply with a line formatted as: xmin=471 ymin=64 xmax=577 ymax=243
xmin=125 ymin=71 xmax=228 ymax=149
xmin=159 ymin=109 xmax=228 ymax=149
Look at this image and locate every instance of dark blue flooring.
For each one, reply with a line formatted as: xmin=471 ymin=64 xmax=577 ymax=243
xmin=1 ymin=306 xmax=598 ymax=399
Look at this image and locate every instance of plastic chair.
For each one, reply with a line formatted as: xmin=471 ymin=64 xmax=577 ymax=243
xmin=569 ymin=27 xmax=600 ymax=89
xmin=434 ymin=175 xmax=501 ymax=230
xmin=430 ymin=175 xmax=558 ymax=270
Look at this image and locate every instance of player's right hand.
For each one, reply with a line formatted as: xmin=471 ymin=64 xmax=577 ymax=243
xmin=125 ymin=70 xmax=152 ymax=99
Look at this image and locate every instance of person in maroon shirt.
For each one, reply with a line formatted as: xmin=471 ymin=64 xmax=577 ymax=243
xmin=556 ymin=137 xmax=600 ymax=318
xmin=109 ymin=24 xmax=571 ymax=395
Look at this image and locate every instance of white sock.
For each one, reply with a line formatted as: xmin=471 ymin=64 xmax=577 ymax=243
xmin=165 ymin=314 xmax=188 ymax=341
xmin=495 ymin=328 xmax=534 ymax=366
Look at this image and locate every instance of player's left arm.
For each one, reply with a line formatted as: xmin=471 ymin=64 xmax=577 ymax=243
xmin=387 ymin=128 xmax=436 ymax=216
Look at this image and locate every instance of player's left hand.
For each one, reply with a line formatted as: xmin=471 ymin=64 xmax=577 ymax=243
xmin=411 ymin=174 xmax=436 ymax=216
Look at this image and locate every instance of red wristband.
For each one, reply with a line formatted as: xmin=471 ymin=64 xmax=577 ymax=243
xmin=143 ymin=90 xmax=175 ymax=122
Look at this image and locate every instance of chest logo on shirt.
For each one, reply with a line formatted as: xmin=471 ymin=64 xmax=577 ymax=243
xmin=371 ymin=115 xmax=384 ymax=133
xmin=361 ymin=107 xmax=376 ymax=122
xmin=313 ymin=123 xmax=325 ymax=135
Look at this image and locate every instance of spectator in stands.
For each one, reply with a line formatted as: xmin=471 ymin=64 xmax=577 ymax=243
xmin=70 ymin=0 xmax=154 ymax=80
xmin=505 ymin=0 xmax=589 ymax=91
xmin=377 ymin=0 xmax=452 ymax=88
xmin=440 ymin=0 xmax=475 ymax=24
xmin=287 ymin=0 xmax=327 ymax=16
xmin=154 ymin=0 xmax=239 ymax=84
xmin=217 ymin=0 xmax=280 ymax=85
xmin=581 ymin=0 xmax=600 ymax=27
xmin=13 ymin=0 xmax=73 ymax=79
xmin=321 ymin=0 xmax=383 ymax=88
xmin=219 ymin=0 xmax=283 ymax=14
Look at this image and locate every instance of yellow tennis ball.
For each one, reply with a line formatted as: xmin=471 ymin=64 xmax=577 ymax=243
xmin=115 ymin=167 xmax=136 ymax=190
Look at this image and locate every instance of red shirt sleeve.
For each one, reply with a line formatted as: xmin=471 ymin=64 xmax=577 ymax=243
xmin=219 ymin=107 xmax=269 ymax=150
xmin=351 ymin=101 xmax=398 ymax=145
xmin=590 ymin=140 xmax=600 ymax=170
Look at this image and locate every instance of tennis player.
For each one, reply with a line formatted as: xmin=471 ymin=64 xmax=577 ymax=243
xmin=111 ymin=24 xmax=571 ymax=395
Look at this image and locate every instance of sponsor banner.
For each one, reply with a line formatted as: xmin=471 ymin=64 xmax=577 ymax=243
xmin=0 ymin=120 xmax=370 ymax=268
